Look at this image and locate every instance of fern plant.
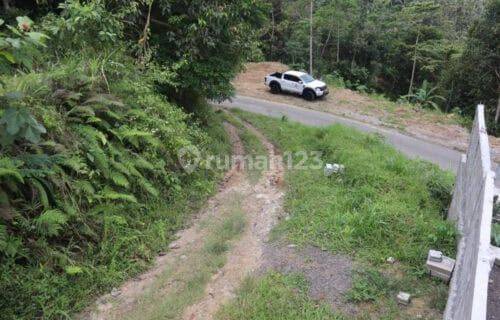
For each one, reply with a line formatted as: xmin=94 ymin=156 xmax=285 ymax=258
xmin=34 ymin=209 xmax=67 ymax=237
xmin=402 ymin=80 xmax=446 ymax=110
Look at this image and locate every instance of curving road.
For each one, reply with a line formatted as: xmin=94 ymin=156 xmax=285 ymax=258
xmin=220 ymin=94 xmax=462 ymax=173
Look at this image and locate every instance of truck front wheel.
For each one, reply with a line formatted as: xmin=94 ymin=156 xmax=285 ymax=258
xmin=270 ymin=82 xmax=281 ymax=94
xmin=303 ymin=89 xmax=316 ymax=101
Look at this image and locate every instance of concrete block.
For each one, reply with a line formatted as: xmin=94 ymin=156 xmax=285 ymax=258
xmin=397 ymin=292 xmax=411 ymax=305
xmin=426 ymin=255 xmax=455 ymax=281
xmin=428 ymin=250 xmax=443 ymax=262
xmin=430 ymin=269 xmax=452 ymax=282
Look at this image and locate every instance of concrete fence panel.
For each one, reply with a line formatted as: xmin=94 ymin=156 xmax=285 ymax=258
xmin=444 ymin=105 xmax=496 ymax=320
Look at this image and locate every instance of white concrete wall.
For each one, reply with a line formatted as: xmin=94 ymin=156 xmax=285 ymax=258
xmin=445 ymin=105 xmax=498 ymax=320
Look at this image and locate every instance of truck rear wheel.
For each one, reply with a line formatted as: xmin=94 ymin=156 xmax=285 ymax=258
xmin=303 ymin=89 xmax=316 ymax=101
xmin=270 ymin=82 xmax=281 ymax=94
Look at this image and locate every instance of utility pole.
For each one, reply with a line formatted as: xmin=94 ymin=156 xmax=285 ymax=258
xmin=309 ymin=0 xmax=313 ymax=75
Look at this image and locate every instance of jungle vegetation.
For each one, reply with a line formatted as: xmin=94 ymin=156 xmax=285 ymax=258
xmin=0 ymin=0 xmax=264 ymax=318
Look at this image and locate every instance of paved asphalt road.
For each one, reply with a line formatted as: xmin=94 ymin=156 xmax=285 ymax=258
xmin=220 ymin=94 xmax=463 ymax=173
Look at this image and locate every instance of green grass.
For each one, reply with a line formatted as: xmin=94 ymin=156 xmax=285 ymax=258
xmin=343 ymin=267 xmax=450 ymax=319
xmin=216 ymin=272 xmax=346 ymax=320
xmin=125 ymin=195 xmax=246 ymax=320
xmin=224 ymin=109 xmax=455 ymax=318
xmin=232 ymin=109 xmax=456 ymax=270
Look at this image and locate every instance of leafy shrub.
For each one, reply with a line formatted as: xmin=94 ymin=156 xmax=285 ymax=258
xmin=0 ymin=16 xmax=48 ymax=72
xmin=402 ymin=80 xmax=446 ymax=110
xmin=0 ymin=48 xmax=230 ymax=320
xmin=323 ymin=72 xmax=345 ymax=88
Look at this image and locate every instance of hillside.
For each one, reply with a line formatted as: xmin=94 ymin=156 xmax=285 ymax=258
xmin=233 ymin=62 xmax=500 ymax=162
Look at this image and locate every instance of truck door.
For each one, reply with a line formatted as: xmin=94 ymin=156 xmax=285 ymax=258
xmin=283 ymin=74 xmax=303 ymax=94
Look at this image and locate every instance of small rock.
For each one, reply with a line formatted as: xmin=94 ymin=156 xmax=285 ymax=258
xmin=287 ymin=244 xmax=297 ymax=248
xmin=180 ymin=255 xmax=187 ymax=260
xmin=284 ymin=216 xmax=291 ymax=221
xmin=387 ymin=257 xmax=396 ymax=264
xmin=324 ymin=163 xmax=345 ymax=176
xmin=169 ymin=242 xmax=180 ymax=250
xmin=158 ymin=251 xmax=167 ymax=256
xmin=110 ymin=288 xmax=121 ymax=298
xmin=397 ymin=292 xmax=411 ymax=305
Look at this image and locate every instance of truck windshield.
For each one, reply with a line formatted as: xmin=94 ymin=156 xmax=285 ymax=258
xmin=300 ymin=74 xmax=315 ymax=83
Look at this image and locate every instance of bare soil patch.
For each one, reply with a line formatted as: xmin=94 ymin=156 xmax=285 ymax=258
xmin=234 ymin=62 xmax=500 ymax=162
xmin=260 ymin=242 xmax=356 ymax=316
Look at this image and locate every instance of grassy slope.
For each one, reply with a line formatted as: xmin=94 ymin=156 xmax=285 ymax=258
xmin=223 ymin=109 xmax=456 ymax=319
xmin=0 ymin=55 xmax=232 ymax=319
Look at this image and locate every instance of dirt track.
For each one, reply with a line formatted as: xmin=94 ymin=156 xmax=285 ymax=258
xmin=80 ymin=121 xmax=286 ymax=320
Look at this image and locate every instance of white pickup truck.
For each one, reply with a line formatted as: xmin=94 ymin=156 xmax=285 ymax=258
xmin=264 ymin=70 xmax=328 ymax=100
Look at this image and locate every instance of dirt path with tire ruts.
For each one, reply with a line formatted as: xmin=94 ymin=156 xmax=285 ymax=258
xmin=79 ymin=120 xmax=285 ymax=320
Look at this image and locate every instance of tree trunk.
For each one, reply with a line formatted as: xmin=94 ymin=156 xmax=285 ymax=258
xmin=309 ymin=0 xmax=313 ymax=75
xmin=270 ymin=9 xmax=275 ymax=58
xmin=495 ymin=70 xmax=500 ymax=123
xmin=2 ymin=0 xmax=10 ymax=11
xmin=495 ymin=91 xmax=500 ymax=124
xmin=321 ymin=25 xmax=332 ymax=58
xmin=408 ymin=32 xmax=420 ymax=96
xmin=336 ymin=23 xmax=340 ymax=63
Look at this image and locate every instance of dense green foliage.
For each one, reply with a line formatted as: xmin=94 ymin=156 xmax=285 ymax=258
xmin=150 ymin=0 xmax=267 ymax=105
xmin=259 ymin=0 xmax=499 ymax=133
xmin=0 ymin=0 xmax=264 ymax=318
xmin=439 ymin=0 xmax=499 ymax=130
xmin=233 ymin=109 xmax=456 ymax=271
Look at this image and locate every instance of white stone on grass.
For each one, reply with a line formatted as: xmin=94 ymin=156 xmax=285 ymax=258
xmin=397 ymin=292 xmax=411 ymax=305
xmin=324 ymin=163 xmax=345 ymax=176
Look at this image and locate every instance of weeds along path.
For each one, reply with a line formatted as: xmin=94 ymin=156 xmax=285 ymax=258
xmin=81 ymin=121 xmax=285 ymax=320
